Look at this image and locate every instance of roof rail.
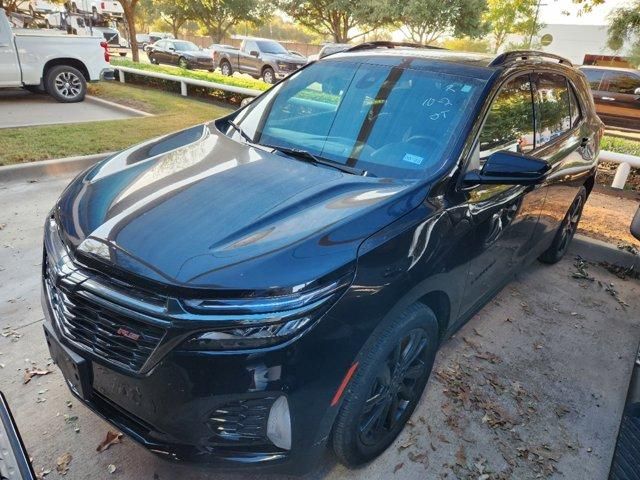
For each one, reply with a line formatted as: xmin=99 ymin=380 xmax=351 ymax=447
xmin=346 ymin=41 xmax=446 ymax=53
xmin=490 ymin=50 xmax=573 ymax=67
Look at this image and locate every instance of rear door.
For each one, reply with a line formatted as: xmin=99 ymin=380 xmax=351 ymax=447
xmin=599 ymin=70 xmax=640 ymax=127
xmin=457 ymin=73 xmax=545 ymax=318
xmin=0 ymin=14 xmax=21 ymax=87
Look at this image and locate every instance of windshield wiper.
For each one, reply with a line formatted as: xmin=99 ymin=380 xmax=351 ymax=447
xmin=227 ymin=120 xmax=254 ymax=144
xmin=261 ymin=144 xmax=369 ymax=176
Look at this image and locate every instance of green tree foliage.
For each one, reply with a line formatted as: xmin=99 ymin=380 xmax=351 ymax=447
xmin=483 ymin=0 xmax=541 ymax=53
xmin=279 ymin=0 xmax=393 ymax=43
xmin=154 ymin=0 xmax=191 ymax=38
xmin=441 ymin=37 xmax=491 ymax=53
xmin=398 ymin=0 xmax=488 ymax=44
xmin=606 ymin=0 xmax=640 ymax=64
xmin=188 ymin=0 xmax=273 ymax=43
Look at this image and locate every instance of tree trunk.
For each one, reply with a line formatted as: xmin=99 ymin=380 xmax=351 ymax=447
xmin=120 ymin=1 xmax=139 ymax=62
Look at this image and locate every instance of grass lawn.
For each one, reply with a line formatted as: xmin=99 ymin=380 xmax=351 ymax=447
xmin=0 ymin=82 xmax=232 ymax=166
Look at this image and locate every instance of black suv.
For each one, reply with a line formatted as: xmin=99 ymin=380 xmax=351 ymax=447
xmin=42 ymin=44 xmax=601 ymax=473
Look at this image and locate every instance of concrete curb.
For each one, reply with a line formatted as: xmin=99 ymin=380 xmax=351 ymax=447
xmin=571 ymin=234 xmax=640 ymax=270
xmin=85 ymin=95 xmax=153 ymax=117
xmin=0 ymin=153 xmax=112 ymax=183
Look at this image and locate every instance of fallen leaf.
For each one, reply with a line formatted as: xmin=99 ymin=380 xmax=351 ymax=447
xmin=107 ymin=464 xmax=117 ymax=474
xmin=23 ymin=368 xmax=52 ymax=384
xmin=393 ymin=462 xmax=403 ymax=473
xmin=455 ymin=445 xmax=466 ymax=467
xmin=56 ymin=453 xmax=72 ymax=475
xmin=97 ymin=430 xmax=123 ymax=452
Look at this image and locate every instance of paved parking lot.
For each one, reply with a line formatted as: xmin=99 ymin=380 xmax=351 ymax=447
xmin=0 ymin=89 xmax=140 ymax=129
xmin=0 ymin=175 xmax=639 ymax=479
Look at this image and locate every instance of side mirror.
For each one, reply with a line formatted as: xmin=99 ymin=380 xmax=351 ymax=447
xmin=250 ymin=50 xmax=259 ymax=57
xmin=168 ymin=46 xmax=175 ymax=51
xmin=631 ymin=206 xmax=640 ymax=240
xmin=463 ymin=151 xmax=550 ymax=186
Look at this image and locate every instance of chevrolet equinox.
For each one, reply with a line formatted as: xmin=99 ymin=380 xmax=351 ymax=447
xmin=42 ymin=43 xmax=601 ymax=473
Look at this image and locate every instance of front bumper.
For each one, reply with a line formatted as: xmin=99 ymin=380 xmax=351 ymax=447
xmin=39 ymin=249 xmax=358 ymax=473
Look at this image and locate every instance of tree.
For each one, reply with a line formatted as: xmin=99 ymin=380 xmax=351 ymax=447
xmin=483 ymin=0 xmax=542 ymax=53
xmin=155 ymin=0 xmax=191 ymax=38
xmin=119 ymin=0 xmax=141 ymax=61
xmin=606 ymin=0 xmax=640 ymax=62
xmin=188 ymin=0 xmax=272 ymax=43
xmin=398 ymin=0 xmax=488 ymax=44
xmin=279 ymin=0 xmax=393 ymax=43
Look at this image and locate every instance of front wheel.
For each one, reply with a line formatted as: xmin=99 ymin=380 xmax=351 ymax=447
xmin=262 ymin=66 xmax=275 ymax=84
xmin=332 ymin=303 xmax=439 ymax=467
xmin=539 ymin=186 xmax=587 ymax=264
xmin=148 ymin=54 xmax=158 ymax=65
xmin=45 ymin=65 xmax=86 ymax=103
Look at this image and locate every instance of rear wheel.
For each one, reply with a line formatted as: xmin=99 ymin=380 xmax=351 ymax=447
xmin=220 ymin=60 xmax=232 ymax=76
xmin=178 ymin=57 xmax=190 ymax=69
xmin=332 ymin=303 xmax=439 ymax=467
xmin=45 ymin=65 xmax=86 ymax=103
xmin=539 ymin=186 xmax=586 ymax=264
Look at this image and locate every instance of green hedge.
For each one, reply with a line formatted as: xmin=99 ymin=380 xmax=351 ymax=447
xmin=111 ymin=59 xmax=269 ymax=92
xmin=601 ymin=136 xmax=640 ymax=157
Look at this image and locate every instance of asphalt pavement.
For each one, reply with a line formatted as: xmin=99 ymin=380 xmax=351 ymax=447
xmin=0 ymin=174 xmax=639 ymax=479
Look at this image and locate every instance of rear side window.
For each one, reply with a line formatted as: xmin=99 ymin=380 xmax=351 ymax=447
xmin=582 ymin=69 xmax=604 ymax=90
xmin=479 ymin=74 xmax=535 ymax=158
xmin=535 ymin=73 xmax=571 ymax=148
xmin=568 ymin=82 xmax=582 ymax=128
xmin=603 ymin=72 xmax=640 ymax=94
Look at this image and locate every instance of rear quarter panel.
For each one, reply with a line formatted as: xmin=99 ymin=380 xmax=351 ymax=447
xmin=13 ymin=34 xmax=110 ymax=84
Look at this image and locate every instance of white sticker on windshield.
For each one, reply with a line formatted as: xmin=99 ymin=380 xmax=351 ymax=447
xmin=402 ymin=153 xmax=424 ymax=165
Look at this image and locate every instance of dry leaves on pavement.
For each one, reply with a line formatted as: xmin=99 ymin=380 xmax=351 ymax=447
xmin=23 ymin=367 xmax=52 ymax=384
xmin=97 ymin=430 xmax=123 ymax=452
xmin=56 ymin=453 xmax=72 ymax=475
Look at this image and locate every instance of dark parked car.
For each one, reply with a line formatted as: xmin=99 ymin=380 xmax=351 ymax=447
xmin=42 ymin=44 xmax=601 ymax=474
xmin=579 ymin=66 xmax=640 ymax=130
xmin=214 ymin=37 xmax=306 ymax=83
xmin=147 ymin=39 xmax=213 ymax=70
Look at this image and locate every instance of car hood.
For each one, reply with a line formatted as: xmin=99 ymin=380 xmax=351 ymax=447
xmin=55 ymin=123 xmax=426 ymax=292
xmin=266 ymin=53 xmax=306 ymax=64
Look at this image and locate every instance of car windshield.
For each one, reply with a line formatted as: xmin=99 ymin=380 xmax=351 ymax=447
xmin=230 ymin=59 xmax=485 ymax=179
xmin=256 ymin=40 xmax=288 ymax=55
xmin=174 ymin=41 xmax=199 ymax=52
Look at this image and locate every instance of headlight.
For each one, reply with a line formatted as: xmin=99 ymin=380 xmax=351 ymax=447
xmin=180 ymin=273 xmax=352 ymax=351
xmin=276 ymin=62 xmax=288 ymax=69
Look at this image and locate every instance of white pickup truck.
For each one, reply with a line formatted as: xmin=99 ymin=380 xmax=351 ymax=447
xmin=0 ymin=8 xmax=113 ymax=102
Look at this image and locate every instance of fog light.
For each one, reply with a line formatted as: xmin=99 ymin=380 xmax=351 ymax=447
xmin=267 ymin=396 xmax=291 ymax=450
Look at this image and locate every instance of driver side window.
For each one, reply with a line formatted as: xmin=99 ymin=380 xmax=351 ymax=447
xmin=479 ymin=74 xmax=535 ymax=161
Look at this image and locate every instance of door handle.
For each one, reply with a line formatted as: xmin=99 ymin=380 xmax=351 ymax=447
xmin=601 ymin=96 xmax=615 ymax=101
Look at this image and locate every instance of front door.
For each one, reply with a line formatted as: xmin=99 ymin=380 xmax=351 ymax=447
xmin=457 ymin=73 xmax=546 ymax=318
xmin=0 ymin=17 xmax=21 ymax=87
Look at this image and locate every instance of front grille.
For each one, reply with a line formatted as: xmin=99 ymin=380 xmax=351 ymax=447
xmin=44 ymin=254 xmax=166 ymax=372
xmin=207 ymin=397 xmax=276 ymax=445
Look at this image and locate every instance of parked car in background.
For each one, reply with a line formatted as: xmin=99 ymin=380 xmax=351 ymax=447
xmin=308 ymin=42 xmax=351 ymax=62
xmin=136 ymin=33 xmax=149 ymax=50
xmin=23 ymin=0 xmax=61 ymax=15
xmin=0 ymin=8 xmax=113 ymax=102
xmin=91 ymin=25 xmax=128 ymax=56
xmin=143 ymin=31 xmax=173 ymax=51
xmin=579 ymin=66 xmax=640 ymax=130
xmin=42 ymin=45 xmax=600 ymax=474
xmin=67 ymin=0 xmax=124 ymax=18
xmin=147 ymin=39 xmax=213 ymax=70
xmin=214 ymin=37 xmax=306 ymax=83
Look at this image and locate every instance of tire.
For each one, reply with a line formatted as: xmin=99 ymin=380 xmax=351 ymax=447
xmin=539 ymin=186 xmax=587 ymax=264
xmin=148 ymin=54 xmax=158 ymax=65
xmin=45 ymin=65 xmax=86 ymax=103
xmin=178 ymin=57 xmax=190 ymax=69
xmin=332 ymin=303 xmax=439 ymax=467
xmin=220 ymin=60 xmax=232 ymax=76
xmin=262 ymin=66 xmax=275 ymax=84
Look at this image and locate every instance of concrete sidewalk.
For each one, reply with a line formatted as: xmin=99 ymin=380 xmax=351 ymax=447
xmin=0 ymin=175 xmax=638 ymax=480
xmin=0 ymin=89 xmax=141 ymax=129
